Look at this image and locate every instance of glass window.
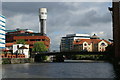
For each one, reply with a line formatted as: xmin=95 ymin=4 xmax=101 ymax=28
xmin=36 ymin=39 xmax=41 ymax=41
xmin=84 ymin=43 xmax=87 ymax=46
xmin=30 ymin=39 xmax=36 ymax=41
xmin=42 ymin=39 xmax=45 ymax=41
xmin=101 ymin=43 xmax=106 ymax=46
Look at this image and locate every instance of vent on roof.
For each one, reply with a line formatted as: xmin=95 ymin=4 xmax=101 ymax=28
xmin=76 ymin=39 xmax=80 ymax=42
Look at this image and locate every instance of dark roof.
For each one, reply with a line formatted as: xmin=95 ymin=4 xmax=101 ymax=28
xmin=16 ymin=33 xmax=43 ymax=36
xmin=74 ymin=39 xmax=111 ymax=45
xmin=19 ymin=46 xmax=28 ymax=49
xmin=91 ymin=34 xmax=100 ymax=39
xmin=62 ymin=36 xmax=91 ymax=38
xmin=6 ymin=28 xmax=32 ymax=33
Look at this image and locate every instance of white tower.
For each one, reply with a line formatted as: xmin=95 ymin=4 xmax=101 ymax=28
xmin=39 ymin=8 xmax=47 ymax=35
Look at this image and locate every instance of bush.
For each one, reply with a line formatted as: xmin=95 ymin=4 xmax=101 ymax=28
xmin=2 ymin=58 xmax=34 ymax=64
xmin=2 ymin=58 xmax=11 ymax=64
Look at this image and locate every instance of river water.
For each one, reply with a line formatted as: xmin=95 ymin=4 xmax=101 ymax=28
xmin=2 ymin=61 xmax=116 ymax=78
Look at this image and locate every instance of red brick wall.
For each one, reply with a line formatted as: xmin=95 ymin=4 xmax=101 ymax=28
xmin=13 ymin=36 xmax=50 ymax=48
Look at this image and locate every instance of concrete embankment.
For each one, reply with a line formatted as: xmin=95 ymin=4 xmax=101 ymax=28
xmin=64 ymin=60 xmax=106 ymax=63
xmin=1 ymin=58 xmax=34 ymax=64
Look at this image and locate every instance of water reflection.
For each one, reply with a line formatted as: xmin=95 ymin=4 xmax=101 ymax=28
xmin=2 ymin=62 xmax=115 ymax=78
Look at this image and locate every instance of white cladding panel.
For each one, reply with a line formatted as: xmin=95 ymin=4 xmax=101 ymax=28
xmin=0 ymin=35 xmax=5 ymax=38
xmin=74 ymin=37 xmax=90 ymax=40
xmin=0 ymin=15 xmax=6 ymax=49
xmin=66 ymin=34 xmax=90 ymax=37
xmin=39 ymin=8 xmax=47 ymax=19
xmin=0 ymin=22 xmax=5 ymax=26
xmin=0 ymin=39 xmax=5 ymax=43
xmin=0 ymin=17 xmax=6 ymax=22
xmin=0 ymin=30 xmax=5 ymax=34
xmin=0 ymin=26 xmax=5 ymax=30
xmin=0 ymin=44 xmax=5 ymax=48
xmin=76 ymin=34 xmax=90 ymax=36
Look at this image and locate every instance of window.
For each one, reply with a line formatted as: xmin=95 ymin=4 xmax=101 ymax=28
xmin=84 ymin=47 xmax=87 ymax=51
xmin=13 ymin=40 xmax=16 ymax=42
xmin=42 ymin=39 xmax=45 ymax=41
xmin=30 ymin=44 xmax=33 ymax=46
xmin=25 ymin=39 xmax=28 ymax=41
xmin=41 ymin=12 xmax=44 ymax=14
xmin=101 ymin=43 xmax=106 ymax=46
xmin=76 ymin=40 xmax=80 ymax=42
xmin=36 ymin=39 xmax=41 ymax=41
xmin=84 ymin=43 xmax=87 ymax=46
xmin=30 ymin=39 xmax=36 ymax=41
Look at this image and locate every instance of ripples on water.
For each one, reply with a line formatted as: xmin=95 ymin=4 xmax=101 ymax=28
xmin=2 ymin=61 xmax=116 ymax=78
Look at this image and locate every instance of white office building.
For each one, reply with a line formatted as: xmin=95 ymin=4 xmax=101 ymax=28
xmin=0 ymin=15 xmax=6 ymax=50
xmin=60 ymin=34 xmax=91 ymax=52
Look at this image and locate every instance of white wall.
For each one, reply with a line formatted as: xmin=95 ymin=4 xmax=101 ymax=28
xmin=98 ymin=40 xmax=108 ymax=52
xmin=13 ymin=44 xmax=29 ymax=58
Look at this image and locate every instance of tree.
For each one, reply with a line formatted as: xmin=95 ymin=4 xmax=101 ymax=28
xmin=16 ymin=39 xmax=26 ymax=44
xmin=32 ymin=42 xmax=48 ymax=53
xmin=33 ymin=42 xmax=48 ymax=61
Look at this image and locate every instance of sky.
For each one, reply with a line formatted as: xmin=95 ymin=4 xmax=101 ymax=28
xmin=2 ymin=1 xmax=112 ymax=51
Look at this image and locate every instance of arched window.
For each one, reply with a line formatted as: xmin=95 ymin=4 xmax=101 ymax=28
xmin=101 ymin=43 xmax=106 ymax=46
xmin=84 ymin=43 xmax=87 ymax=46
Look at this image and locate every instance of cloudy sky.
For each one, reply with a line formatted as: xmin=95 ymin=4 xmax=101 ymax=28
xmin=2 ymin=1 xmax=112 ymax=51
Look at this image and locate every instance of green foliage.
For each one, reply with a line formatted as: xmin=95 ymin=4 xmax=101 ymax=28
xmin=16 ymin=39 xmax=26 ymax=44
xmin=41 ymin=56 xmax=48 ymax=61
xmin=2 ymin=58 xmax=34 ymax=64
xmin=32 ymin=42 xmax=48 ymax=52
xmin=2 ymin=58 xmax=11 ymax=64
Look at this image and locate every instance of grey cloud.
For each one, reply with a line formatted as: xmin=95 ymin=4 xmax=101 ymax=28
xmin=2 ymin=2 xmax=112 ymax=51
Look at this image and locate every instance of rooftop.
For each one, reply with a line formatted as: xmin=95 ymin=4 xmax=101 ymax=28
xmin=66 ymin=34 xmax=90 ymax=37
xmin=15 ymin=33 xmax=43 ymax=36
xmin=74 ymin=39 xmax=111 ymax=45
xmin=6 ymin=28 xmax=34 ymax=33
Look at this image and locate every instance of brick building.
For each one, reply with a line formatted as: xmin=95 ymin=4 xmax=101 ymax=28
xmin=60 ymin=33 xmax=110 ymax=52
xmin=6 ymin=29 xmax=50 ymax=53
xmin=6 ymin=28 xmax=33 ymax=43
xmin=73 ymin=39 xmax=110 ymax=52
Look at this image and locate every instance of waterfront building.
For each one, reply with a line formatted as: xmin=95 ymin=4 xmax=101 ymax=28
xmin=6 ymin=28 xmax=34 ymax=43
xmin=60 ymin=34 xmax=91 ymax=52
xmin=0 ymin=15 xmax=6 ymax=52
xmin=73 ymin=38 xmax=110 ymax=52
xmin=13 ymin=44 xmax=29 ymax=58
xmin=5 ymin=8 xmax=50 ymax=54
xmin=6 ymin=28 xmax=50 ymax=53
xmin=60 ymin=33 xmax=110 ymax=52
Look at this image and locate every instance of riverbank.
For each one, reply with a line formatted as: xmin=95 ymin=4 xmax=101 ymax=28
xmin=1 ymin=58 xmax=34 ymax=64
xmin=64 ymin=60 xmax=106 ymax=63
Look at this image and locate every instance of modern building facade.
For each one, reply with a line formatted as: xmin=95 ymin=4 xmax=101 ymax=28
xmin=0 ymin=15 xmax=6 ymax=50
xmin=60 ymin=34 xmax=91 ymax=52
